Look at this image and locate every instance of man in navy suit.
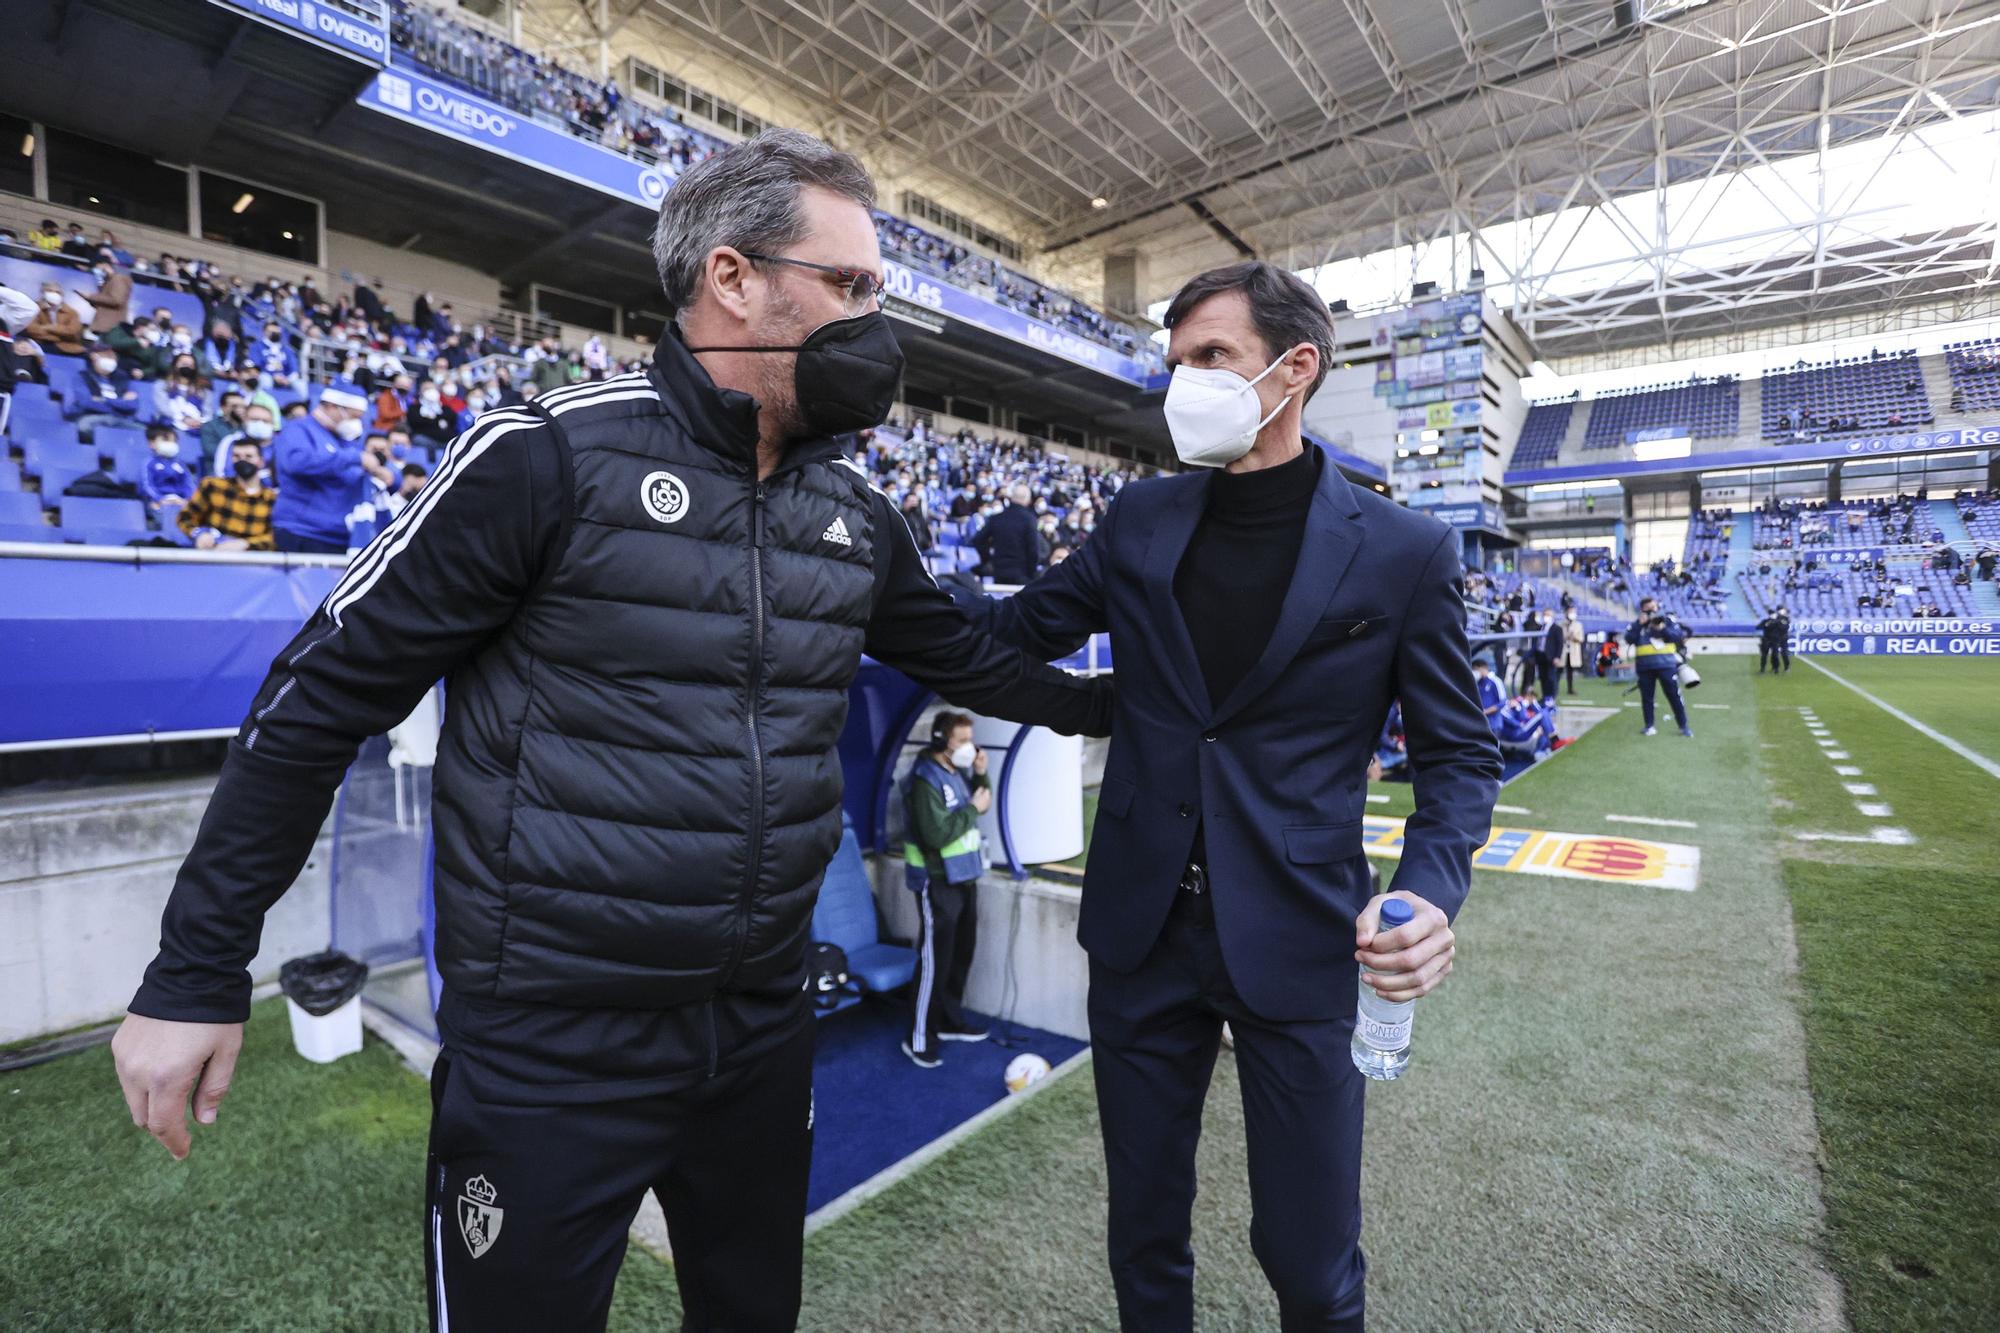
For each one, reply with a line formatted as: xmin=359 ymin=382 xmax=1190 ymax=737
xmin=957 ymin=262 xmax=1500 ymax=1330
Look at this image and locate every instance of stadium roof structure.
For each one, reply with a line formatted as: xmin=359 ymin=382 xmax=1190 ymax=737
xmin=595 ymin=0 xmax=2000 ymax=360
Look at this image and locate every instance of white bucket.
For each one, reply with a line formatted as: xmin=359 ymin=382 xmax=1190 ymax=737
xmin=285 ymin=993 xmax=364 ymax=1063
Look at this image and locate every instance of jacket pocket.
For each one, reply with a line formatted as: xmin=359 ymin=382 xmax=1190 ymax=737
xmin=1284 ymin=822 xmax=1363 ymax=864
xmin=1098 ymin=776 xmax=1135 ymax=819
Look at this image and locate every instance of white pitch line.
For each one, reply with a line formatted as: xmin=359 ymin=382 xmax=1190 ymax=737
xmin=1816 ymin=739 xmax=1838 ymax=748
xmin=1366 ymin=793 xmax=1390 ymax=804
xmin=1856 ymin=802 xmax=1895 ymax=818
xmin=1833 ymin=765 xmax=1862 ymax=776
xmin=1795 ymin=827 xmax=1916 ymax=845
xmin=1605 ymin=814 xmax=1699 ymax=829
xmin=1825 ymin=750 xmax=1850 ymax=759
xmin=1841 ymin=782 xmax=1878 ymax=796
xmin=1494 ymin=803 xmax=1532 ymax=814
xmin=1622 ymin=701 xmax=1730 ymax=709
xmin=1799 ymin=656 xmax=2000 ymax=781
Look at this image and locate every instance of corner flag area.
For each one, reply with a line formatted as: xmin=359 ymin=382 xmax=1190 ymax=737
xmin=4 ymin=654 xmax=1993 ymax=1330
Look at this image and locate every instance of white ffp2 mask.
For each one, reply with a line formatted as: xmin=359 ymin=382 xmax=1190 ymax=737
xmin=950 ymin=742 xmax=977 ymax=770
xmin=1163 ymin=349 xmax=1297 ymax=468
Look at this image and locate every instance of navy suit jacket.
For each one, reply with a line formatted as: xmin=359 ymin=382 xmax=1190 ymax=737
xmin=961 ymin=447 xmax=1501 ymax=1021
xmin=972 ymin=503 xmax=1041 ymax=584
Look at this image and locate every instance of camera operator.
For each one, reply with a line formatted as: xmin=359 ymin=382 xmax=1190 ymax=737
xmin=1625 ymin=595 xmax=1692 ymax=737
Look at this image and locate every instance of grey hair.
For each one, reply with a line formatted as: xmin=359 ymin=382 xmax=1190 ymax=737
xmin=1009 ymin=483 xmax=1033 ymax=506
xmin=1163 ymin=260 xmax=1336 ymax=400
xmin=652 ymin=128 xmax=876 ymax=319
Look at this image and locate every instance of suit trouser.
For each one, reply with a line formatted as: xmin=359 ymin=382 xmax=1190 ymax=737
xmin=1759 ymin=645 xmax=1777 ymax=672
xmin=1638 ymin=667 xmax=1689 ymax=729
xmin=1090 ymin=885 xmax=1367 ymax=1333
xmin=910 ymin=879 xmax=978 ymax=1055
xmin=423 ymin=1021 xmax=815 ymax=1332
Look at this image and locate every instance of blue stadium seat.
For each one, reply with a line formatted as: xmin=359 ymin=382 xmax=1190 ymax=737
xmin=0 ymin=522 xmax=60 ymax=544
xmin=38 ymin=463 xmax=90 ymax=509
xmin=0 ymin=460 xmax=20 ymax=491
xmin=7 ymin=392 xmax=67 ymax=445
xmin=811 ymin=818 xmax=917 ymax=999
xmin=23 ymin=438 xmax=93 ymax=480
xmin=101 ymin=434 xmax=152 ymax=483
xmin=64 ymin=527 xmax=153 ymax=547
xmin=43 ymin=353 xmax=85 ymax=388
xmin=0 ymin=492 xmax=43 ymax=525
xmin=11 ymin=382 xmax=54 ymax=412
xmin=59 ymin=496 xmax=146 ymax=533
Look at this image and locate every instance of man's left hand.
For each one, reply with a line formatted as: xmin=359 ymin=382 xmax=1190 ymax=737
xmin=1354 ymin=891 xmax=1455 ymax=1001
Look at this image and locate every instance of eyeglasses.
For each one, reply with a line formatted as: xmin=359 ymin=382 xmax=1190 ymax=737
xmin=739 ymin=252 xmax=883 ymax=316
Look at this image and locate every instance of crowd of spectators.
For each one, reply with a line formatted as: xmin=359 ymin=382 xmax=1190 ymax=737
xmin=1749 ymin=494 xmax=1943 ymax=551
xmin=864 ymin=416 xmax=1139 ymax=583
xmin=1 ymin=226 xmax=652 ymax=550
xmin=389 ymin=0 xmax=1156 ymax=366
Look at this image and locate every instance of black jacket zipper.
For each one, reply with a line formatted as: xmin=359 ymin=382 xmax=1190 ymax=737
xmin=720 ymin=481 xmax=769 ymax=989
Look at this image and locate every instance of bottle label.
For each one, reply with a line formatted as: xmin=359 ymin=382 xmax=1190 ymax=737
xmin=1358 ymin=1012 xmax=1411 ymax=1052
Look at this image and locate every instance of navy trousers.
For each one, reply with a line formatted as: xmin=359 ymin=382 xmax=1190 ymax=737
xmin=1637 ymin=666 xmax=1689 ymax=729
xmin=1089 ymin=883 xmax=1368 ymax=1332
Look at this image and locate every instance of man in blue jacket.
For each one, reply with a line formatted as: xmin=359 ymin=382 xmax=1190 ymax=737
xmin=268 ymin=380 xmax=390 ymax=554
xmin=970 ymin=481 xmax=1041 ymax=584
xmin=1625 ymin=595 xmax=1693 ymax=736
xmin=956 ymin=260 xmax=1501 ymax=1331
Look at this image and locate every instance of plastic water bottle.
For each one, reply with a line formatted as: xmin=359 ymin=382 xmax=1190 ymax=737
xmin=1351 ymin=898 xmax=1416 ymax=1080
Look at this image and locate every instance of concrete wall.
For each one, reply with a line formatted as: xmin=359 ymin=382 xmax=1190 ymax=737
xmin=868 ymin=854 xmax=1091 ymax=1043
xmin=0 ymin=777 xmax=332 ymax=1044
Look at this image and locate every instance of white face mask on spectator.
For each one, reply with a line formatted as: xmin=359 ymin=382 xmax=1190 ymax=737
xmin=334 ymin=416 xmax=364 ymax=442
xmin=1163 ymin=346 xmax=1300 ymax=468
xmin=950 ymin=742 xmax=977 ymax=770
xmin=151 ymin=438 xmax=180 ymax=459
xmin=92 ymin=355 xmax=117 ymax=374
xmin=41 ymin=289 xmax=61 ymax=306
xmin=244 ymin=419 xmax=274 ymax=441
xmin=421 ymin=387 xmax=441 ymax=406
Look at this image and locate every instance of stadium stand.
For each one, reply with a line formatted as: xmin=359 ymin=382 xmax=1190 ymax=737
xmin=384 ymin=0 xmax=1157 ymax=368
xmin=1760 ymin=349 xmax=1934 ymax=441
xmin=1943 ymin=338 xmax=2000 ymax=413
xmin=1511 ymin=399 xmax=1574 ymax=468
xmin=1580 ymin=375 xmax=1739 ymax=449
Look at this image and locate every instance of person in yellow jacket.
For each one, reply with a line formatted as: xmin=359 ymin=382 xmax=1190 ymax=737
xmin=900 ymin=712 xmax=993 ymax=1067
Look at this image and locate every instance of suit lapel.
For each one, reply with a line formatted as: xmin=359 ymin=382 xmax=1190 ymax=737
xmin=1142 ymin=474 xmax=1214 ymax=718
xmin=1208 ymin=455 xmax=1364 ymax=728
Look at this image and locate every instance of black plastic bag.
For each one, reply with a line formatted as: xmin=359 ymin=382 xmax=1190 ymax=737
xmin=279 ymin=950 xmax=369 ymax=1017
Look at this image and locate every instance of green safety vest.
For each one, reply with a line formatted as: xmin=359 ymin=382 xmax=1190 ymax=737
xmin=903 ymin=757 xmax=986 ymax=892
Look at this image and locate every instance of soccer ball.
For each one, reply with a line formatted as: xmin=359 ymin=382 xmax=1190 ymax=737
xmin=1004 ymin=1053 xmax=1051 ymax=1093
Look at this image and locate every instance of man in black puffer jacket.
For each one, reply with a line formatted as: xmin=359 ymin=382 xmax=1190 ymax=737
xmin=112 ymin=130 xmax=1110 ymax=1332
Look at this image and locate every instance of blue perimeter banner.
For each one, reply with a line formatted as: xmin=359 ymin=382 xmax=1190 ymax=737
xmin=1788 ymin=617 xmax=2000 ymax=656
xmin=360 ymin=66 xmax=674 ymax=210
xmin=1506 ymin=422 xmax=2000 ymax=486
xmin=207 ymin=0 xmax=388 ymax=65
xmin=880 ymin=259 xmax=1151 ymax=385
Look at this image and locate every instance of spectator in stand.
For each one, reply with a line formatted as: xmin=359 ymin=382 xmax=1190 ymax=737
xmin=66 ymin=344 xmax=144 ymax=431
xmin=24 ymin=279 xmax=86 ymax=357
xmin=28 ymin=218 xmax=63 ymax=252
xmin=210 ymin=400 xmax=277 ymax=479
xmin=81 ymin=259 xmax=132 ymax=338
xmin=154 ymin=355 xmax=211 ymax=433
xmin=269 ymin=379 xmax=382 ymax=554
xmin=971 ymin=482 xmax=1041 ymax=584
xmin=201 ymin=390 xmax=248 ymax=462
xmin=251 ymin=321 xmax=299 ymax=393
xmin=60 ymin=222 xmax=97 ymax=261
xmin=374 ymin=373 xmax=413 ymax=434
xmin=103 ymin=314 xmax=173 ymax=382
xmin=198 ymin=321 xmax=243 ymax=381
xmin=180 ymin=437 xmax=279 ymax=551
xmin=407 ymin=377 xmax=458 ymax=447
xmin=233 ymin=359 xmax=280 ymax=417
xmin=899 ymin=490 xmax=933 ymax=552
xmin=139 ymin=422 xmax=197 ymax=521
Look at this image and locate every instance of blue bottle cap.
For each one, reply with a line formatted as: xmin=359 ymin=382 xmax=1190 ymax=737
xmin=1378 ymin=899 xmax=1415 ymax=930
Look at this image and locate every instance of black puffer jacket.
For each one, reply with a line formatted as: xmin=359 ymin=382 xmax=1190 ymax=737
xmin=132 ymin=333 xmax=1108 ymax=1030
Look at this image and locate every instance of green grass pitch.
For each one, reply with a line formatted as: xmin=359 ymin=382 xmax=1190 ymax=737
xmin=1 ymin=654 xmax=1993 ymax=1330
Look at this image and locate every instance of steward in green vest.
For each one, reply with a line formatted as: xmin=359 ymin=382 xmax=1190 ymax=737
xmin=900 ymin=712 xmax=992 ymax=1067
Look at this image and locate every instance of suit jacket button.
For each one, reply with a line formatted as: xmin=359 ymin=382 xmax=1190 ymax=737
xmin=1178 ymin=802 xmax=1193 ymax=818
xmin=1203 ymin=733 xmax=1217 ymax=743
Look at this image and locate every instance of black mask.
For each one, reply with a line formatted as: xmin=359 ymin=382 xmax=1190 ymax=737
xmin=689 ymin=312 xmax=905 ymax=438
xmin=233 ymin=460 xmax=260 ymax=481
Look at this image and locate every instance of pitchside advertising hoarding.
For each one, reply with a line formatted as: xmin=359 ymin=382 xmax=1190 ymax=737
xmin=208 ymin=0 xmax=388 ymax=64
xmin=355 ymin=68 xmax=1152 ymax=387
xmin=1787 ymin=618 xmax=2000 ymax=656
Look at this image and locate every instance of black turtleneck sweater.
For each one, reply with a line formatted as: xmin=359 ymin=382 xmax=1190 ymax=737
xmin=1173 ymin=444 xmax=1321 ymax=866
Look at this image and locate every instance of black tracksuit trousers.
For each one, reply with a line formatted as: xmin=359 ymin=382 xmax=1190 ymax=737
xmin=423 ymin=1021 xmax=816 ymax=1332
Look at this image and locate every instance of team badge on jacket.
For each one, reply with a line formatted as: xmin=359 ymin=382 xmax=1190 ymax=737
xmin=459 ymin=1174 xmax=505 ymax=1258
xmin=640 ymin=470 xmax=690 ymax=524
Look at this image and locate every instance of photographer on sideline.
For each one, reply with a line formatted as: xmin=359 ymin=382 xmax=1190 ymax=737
xmin=1625 ymin=595 xmax=1692 ymax=737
